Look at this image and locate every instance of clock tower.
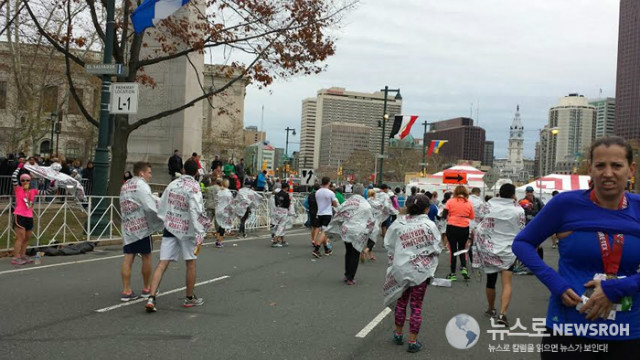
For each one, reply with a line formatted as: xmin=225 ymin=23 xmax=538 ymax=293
xmin=507 ymin=105 xmax=524 ymax=168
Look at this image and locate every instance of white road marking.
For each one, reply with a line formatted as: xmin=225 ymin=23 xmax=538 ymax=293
xmin=0 ymin=230 xmax=309 ymax=276
xmin=355 ymin=307 xmax=392 ymax=338
xmin=94 ymin=275 xmax=230 ymax=313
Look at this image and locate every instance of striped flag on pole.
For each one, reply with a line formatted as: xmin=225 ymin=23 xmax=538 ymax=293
xmin=427 ymin=140 xmax=447 ymax=156
xmin=131 ymin=0 xmax=192 ymax=34
xmin=389 ymin=115 xmax=419 ymax=140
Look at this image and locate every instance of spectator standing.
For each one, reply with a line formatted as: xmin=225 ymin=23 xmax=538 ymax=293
xmin=223 ymin=159 xmax=235 ymax=178
xmin=211 ymin=155 xmax=222 ymax=173
xmin=235 ymin=159 xmax=246 ymax=184
xmin=168 ymin=150 xmax=183 ymax=180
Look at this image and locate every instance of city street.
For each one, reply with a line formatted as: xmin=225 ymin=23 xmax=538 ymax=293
xmin=0 ymin=227 xmax=556 ymax=359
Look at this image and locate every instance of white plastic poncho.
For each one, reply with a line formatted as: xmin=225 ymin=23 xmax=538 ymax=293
xmin=472 ymin=197 xmax=525 ymax=274
xmin=233 ymin=188 xmax=262 ymax=218
xmin=468 ymin=194 xmax=484 ymax=231
xmin=120 ymin=177 xmax=163 ymax=245
xmin=215 ymin=188 xmax=235 ymax=230
xmin=271 ymin=192 xmax=293 ymax=237
xmin=368 ymin=191 xmax=399 ymax=242
xmin=325 ymin=195 xmax=376 ymax=252
xmin=157 ymin=175 xmax=210 ymax=245
xmin=24 ymin=164 xmax=86 ymax=200
xmin=383 ymin=215 xmax=441 ymax=307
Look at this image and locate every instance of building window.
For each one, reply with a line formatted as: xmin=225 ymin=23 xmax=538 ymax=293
xmin=42 ymin=86 xmax=58 ymax=113
xmin=65 ymin=141 xmax=81 ymax=159
xmin=0 ymin=81 xmax=6 ymax=109
xmin=40 ymin=140 xmax=51 ymax=155
xmin=68 ymin=88 xmax=84 ymax=115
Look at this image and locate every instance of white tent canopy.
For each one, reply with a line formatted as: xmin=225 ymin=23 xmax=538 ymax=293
xmin=516 ymin=174 xmax=591 ymax=203
xmin=406 ymin=164 xmax=486 ymax=195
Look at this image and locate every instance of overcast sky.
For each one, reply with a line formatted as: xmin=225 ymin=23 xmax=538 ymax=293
xmin=241 ymin=0 xmax=619 ymax=160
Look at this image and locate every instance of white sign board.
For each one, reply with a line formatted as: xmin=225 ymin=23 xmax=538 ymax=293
xmin=110 ymin=83 xmax=138 ymax=114
xmin=300 ymin=169 xmax=317 ymax=186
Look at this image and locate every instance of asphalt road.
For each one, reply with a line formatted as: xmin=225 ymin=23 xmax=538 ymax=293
xmin=0 ymin=227 xmax=558 ymax=359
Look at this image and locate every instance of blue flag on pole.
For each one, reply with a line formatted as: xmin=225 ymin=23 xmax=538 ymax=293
xmin=131 ymin=0 xmax=191 ymax=34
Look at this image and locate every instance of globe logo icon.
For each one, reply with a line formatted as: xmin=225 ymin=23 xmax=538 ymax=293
xmin=445 ymin=313 xmax=480 ymax=349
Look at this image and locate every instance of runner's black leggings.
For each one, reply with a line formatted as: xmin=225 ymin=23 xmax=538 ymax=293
xmin=446 ymin=224 xmax=469 ymax=273
xmin=344 ymin=242 xmax=360 ymax=281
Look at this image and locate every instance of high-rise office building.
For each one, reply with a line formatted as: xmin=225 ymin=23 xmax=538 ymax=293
xmin=483 ymin=141 xmax=494 ymax=167
xmin=539 ymin=94 xmax=596 ymax=175
xmin=299 ymin=87 xmax=402 ymax=169
xmin=423 ymin=117 xmax=485 ymax=162
xmin=590 ymin=98 xmax=616 ymax=139
xmin=243 ymin=125 xmax=266 ymax=146
xmin=299 ymin=98 xmax=317 ymax=169
xmin=318 ymin=123 xmax=369 ymax=169
xmin=614 ymin=0 xmax=640 ymax=140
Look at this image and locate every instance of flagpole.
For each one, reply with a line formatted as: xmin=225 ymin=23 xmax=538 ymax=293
xmin=421 ymin=120 xmax=429 ymax=175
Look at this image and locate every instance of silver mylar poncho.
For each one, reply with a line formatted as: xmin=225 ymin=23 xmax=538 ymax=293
xmin=215 ymin=188 xmax=235 ymax=230
xmin=120 ymin=177 xmax=163 ymax=245
xmin=383 ymin=214 xmax=441 ymax=307
xmin=325 ymin=195 xmax=376 ymax=252
xmin=233 ymin=188 xmax=262 ymax=218
xmin=368 ymin=191 xmax=399 ymax=242
xmin=24 ymin=164 xmax=86 ymax=200
xmin=157 ymin=175 xmax=211 ymax=245
xmin=472 ymin=197 xmax=525 ymax=274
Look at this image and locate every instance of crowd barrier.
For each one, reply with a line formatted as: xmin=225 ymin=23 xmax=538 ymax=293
xmin=0 ymin=191 xmax=308 ymax=252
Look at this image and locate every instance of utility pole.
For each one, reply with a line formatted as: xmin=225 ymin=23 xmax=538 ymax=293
xmin=377 ymin=86 xmax=401 ymax=184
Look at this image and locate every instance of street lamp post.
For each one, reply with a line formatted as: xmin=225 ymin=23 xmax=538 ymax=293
xmin=49 ymin=111 xmax=57 ymax=155
xmin=538 ymin=126 xmax=560 ymax=201
xmin=54 ymin=114 xmax=62 ymax=156
xmin=284 ymin=127 xmax=296 ymax=178
xmin=377 ymin=86 xmax=401 ymax=184
xmin=420 ymin=120 xmax=430 ymax=175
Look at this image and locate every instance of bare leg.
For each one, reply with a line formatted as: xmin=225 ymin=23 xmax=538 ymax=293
xmin=499 ymin=270 xmax=513 ymax=315
xmin=185 ymin=260 xmax=196 ymax=297
xmin=121 ymin=254 xmax=136 ymax=293
xmin=13 ymin=227 xmax=26 ymax=259
xmin=149 ymin=260 xmax=170 ymax=296
xmin=141 ymin=253 xmax=152 ymax=290
xmin=22 ymin=230 xmax=33 ymax=257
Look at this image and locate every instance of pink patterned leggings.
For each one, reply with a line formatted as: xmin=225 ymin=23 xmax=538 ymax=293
xmin=394 ymin=281 xmax=428 ymax=334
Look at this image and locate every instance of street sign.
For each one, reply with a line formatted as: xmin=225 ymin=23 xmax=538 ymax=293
xmin=442 ymin=170 xmax=468 ymax=184
xmin=109 ymin=83 xmax=138 ymax=114
xmin=85 ymin=63 xmax=126 ymax=76
xmin=300 ymin=169 xmax=317 ymax=186
xmin=376 ymin=154 xmax=389 ymax=159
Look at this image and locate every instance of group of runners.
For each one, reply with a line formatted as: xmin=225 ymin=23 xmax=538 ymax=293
xmin=11 ymin=135 xmax=631 ymax=355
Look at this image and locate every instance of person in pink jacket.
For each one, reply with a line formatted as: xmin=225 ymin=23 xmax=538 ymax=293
xmin=12 ymin=174 xmax=38 ymax=265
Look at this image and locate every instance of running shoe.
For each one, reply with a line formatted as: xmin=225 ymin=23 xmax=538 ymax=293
xmin=346 ymin=279 xmax=356 ymax=286
xmin=145 ymin=297 xmax=157 ymax=312
xmin=280 ymin=241 xmax=289 ymax=247
xmin=393 ymin=332 xmax=404 ymax=345
xmin=461 ymin=268 xmax=470 ymax=280
xmin=22 ymin=256 xmax=34 ymax=264
xmin=242 ymin=233 xmax=247 ymax=238
xmin=312 ymin=249 xmax=322 ymax=258
xmin=484 ymin=308 xmax=497 ymax=318
xmin=121 ymin=291 xmax=140 ymax=302
xmin=495 ymin=314 xmax=509 ymax=327
xmin=271 ymin=242 xmax=282 ymax=248
xmin=215 ymin=241 xmax=224 ymax=248
xmin=141 ymin=288 xmax=151 ymax=299
xmin=183 ymin=295 xmax=204 ymax=307
xmin=324 ymin=249 xmax=333 ymax=256
xmin=407 ymin=341 xmax=422 ymax=353
xmin=446 ymin=273 xmax=457 ymax=281
xmin=11 ymin=257 xmax=27 ymax=266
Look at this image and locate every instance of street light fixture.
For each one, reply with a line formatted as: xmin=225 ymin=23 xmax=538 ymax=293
xmin=49 ymin=111 xmax=58 ymax=155
xmin=284 ymin=127 xmax=296 ymax=178
xmin=377 ymin=86 xmax=401 ymax=184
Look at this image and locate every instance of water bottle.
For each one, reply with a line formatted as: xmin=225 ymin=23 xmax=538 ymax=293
xmin=35 ymin=252 xmax=41 ymax=265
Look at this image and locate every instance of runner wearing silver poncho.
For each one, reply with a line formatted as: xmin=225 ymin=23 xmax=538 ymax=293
xmin=120 ymin=177 xmax=163 ymax=246
xmin=234 ymin=187 xmax=263 ymax=236
xmin=271 ymin=186 xmax=294 ymax=242
xmin=383 ymin=195 xmax=441 ymax=353
xmin=215 ymin=186 xmax=235 ymax=247
xmin=471 ymin=184 xmax=524 ymax=325
xmin=472 ymin=197 xmax=525 ymax=274
xmin=368 ymin=190 xmax=399 ymax=242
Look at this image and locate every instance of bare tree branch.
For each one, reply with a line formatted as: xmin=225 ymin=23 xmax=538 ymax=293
xmin=86 ymin=0 xmax=106 ymax=42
